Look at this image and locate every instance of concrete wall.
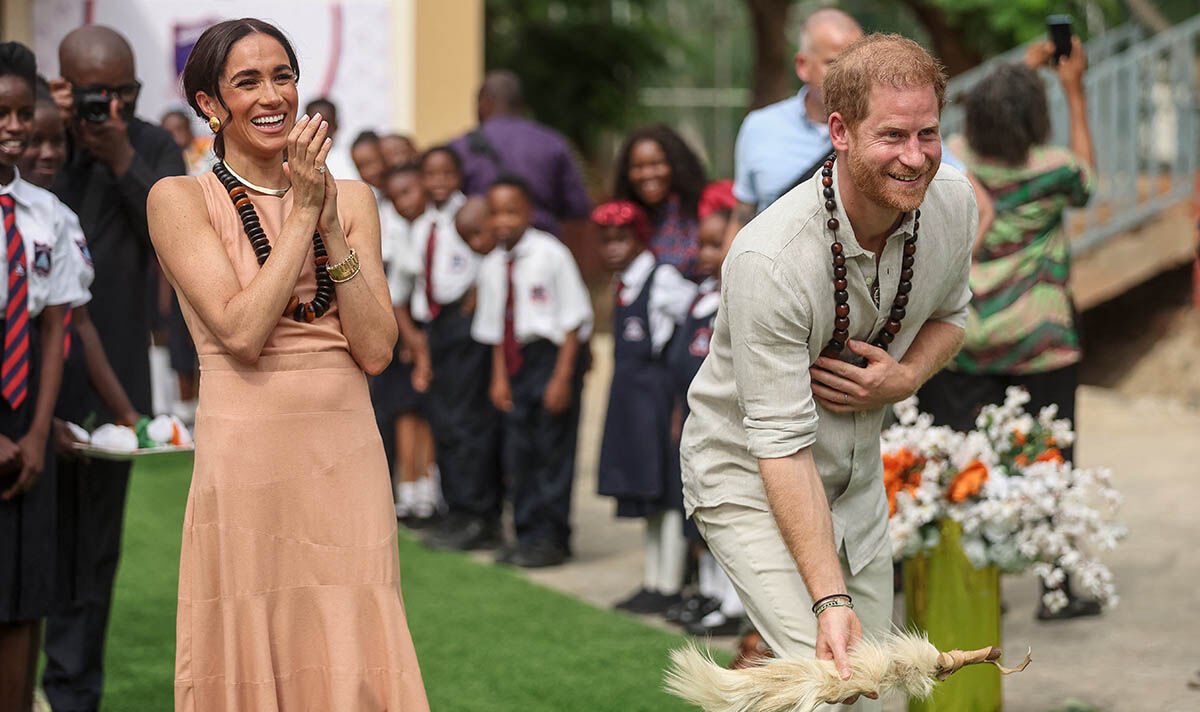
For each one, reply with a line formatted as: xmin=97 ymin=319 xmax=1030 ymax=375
xmin=1 ymin=0 xmax=34 ymax=43
xmin=410 ymin=0 xmax=483 ymax=146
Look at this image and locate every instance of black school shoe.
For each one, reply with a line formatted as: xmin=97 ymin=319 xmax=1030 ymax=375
xmin=507 ymin=539 xmax=569 ymax=568
xmin=424 ymin=516 xmax=502 ymax=551
xmin=419 ymin=512 xmax=469 ymax=547
xmin=1036 ymin=596 xmax=1102 ymax=621
xmin=401 ymin=510 xmax=442 ymax=530
xmin=614 ymin=589 xmax=682 ymax=615
xmin=666 ymin=594 xmax=720 ymax=625
xmin=615 ymin=588 xmax=661 ymax=614
xmin=685 ymin=609 xmax=744 ymax=636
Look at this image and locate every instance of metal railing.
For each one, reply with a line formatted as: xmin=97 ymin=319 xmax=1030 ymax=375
xmin=943 ymin=17 xmax=1199 ymax=253
xmin=942 ymin=22 xmax=1146 ymax=112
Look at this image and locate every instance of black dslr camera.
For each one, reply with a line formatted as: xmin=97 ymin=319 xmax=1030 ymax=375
xmin=73 ymin=87 xmax=115 ymax=123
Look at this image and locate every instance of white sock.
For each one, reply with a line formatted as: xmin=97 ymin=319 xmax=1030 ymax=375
xmin=657 ymin=510 xmax=688 ymax=596
xmin=425 ymin=464 xmax=446 ymax=512
xmin=397 ymin=481 xmax=416 ymax=509
xmin=148 ymin=345 xmax=173 ymax=416
xmin=644 ymin=512 xmax=663 ymax=591
xmin=410 ymin=477 xmax=435 ymax=517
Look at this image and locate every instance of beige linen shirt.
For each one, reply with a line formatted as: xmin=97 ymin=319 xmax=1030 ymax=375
xmin=680 ymin=161 xmax=976 ymax=575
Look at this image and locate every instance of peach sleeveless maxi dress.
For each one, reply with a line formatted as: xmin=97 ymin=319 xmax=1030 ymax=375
xmin=172 ymin=172 xmax=429 ymax=711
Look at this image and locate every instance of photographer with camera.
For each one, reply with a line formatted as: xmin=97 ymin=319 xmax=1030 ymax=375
xmin=42 ymin=25 xmax=185 ymax=712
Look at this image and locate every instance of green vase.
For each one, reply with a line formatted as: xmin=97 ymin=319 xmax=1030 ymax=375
xmin=903 ymin=519 xmax=1002 ymax=712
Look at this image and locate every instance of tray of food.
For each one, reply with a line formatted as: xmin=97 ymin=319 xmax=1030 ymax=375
xmin=67 ymin=415 xmax=194 ymax=461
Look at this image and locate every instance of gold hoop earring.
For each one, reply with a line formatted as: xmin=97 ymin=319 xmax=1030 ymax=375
xmin=208 ymin=115 xmax=221 ymax=133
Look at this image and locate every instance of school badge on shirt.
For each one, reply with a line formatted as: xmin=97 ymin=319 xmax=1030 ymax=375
xmin=530 ymin=285 xmax=549 ymax=304
xmin=33 ymin=243 xmax=52 ymax=276
xmin=450 ymin=254 xmax=468 ymax=273
xmin=622 ymin=316 xmax=647 ymax=343
xmin=689 ymin=326 xmax=713 ymax=357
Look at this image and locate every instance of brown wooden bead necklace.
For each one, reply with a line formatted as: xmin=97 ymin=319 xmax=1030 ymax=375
xmin=213 ymin=161 xmax=335 ymax=322
xmin=819 ymin=155 xmax=919 ymax=358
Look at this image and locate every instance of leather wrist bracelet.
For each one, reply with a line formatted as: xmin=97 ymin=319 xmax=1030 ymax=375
xmin=814 ymin=598 xmax=855 ymax=617
xmin=811 ymin=593 xmax=853 ymax=614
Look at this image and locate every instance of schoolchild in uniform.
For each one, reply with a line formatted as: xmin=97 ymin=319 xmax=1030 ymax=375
xmin=403 ymin=146 xmax=502 ymax=550
xmin=20 ymin=86 xmax=146 ymax=651
xmin=379 ymin=163 xmax=439 ymax=524
xmin=474 ymin=176 xmax=592 ymax=568
xmin=664 ymin=180 xmax=747 ymax=635
xmin=593 ymin=200 xmax=696 ymax=613
xmin=21 ymin=80 xmax=140 ymax=431
xmin=0 ymin=43 xmax=87 ymax=711
xmin=457 ymin=196 xmax=497 ymax=257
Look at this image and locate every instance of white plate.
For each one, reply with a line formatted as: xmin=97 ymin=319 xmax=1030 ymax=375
xmin=71 ymin=442 xmax=194 ymax=461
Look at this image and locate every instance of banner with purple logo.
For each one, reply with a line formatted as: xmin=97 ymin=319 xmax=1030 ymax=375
xmin=33 ymin=0 xmax=396 ymax=180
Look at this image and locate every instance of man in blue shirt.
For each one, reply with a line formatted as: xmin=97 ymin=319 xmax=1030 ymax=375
xmin=725 ymin=9 xmax=863 ymax=247
xmin=726 ymin=10 xmax=962 ymax=245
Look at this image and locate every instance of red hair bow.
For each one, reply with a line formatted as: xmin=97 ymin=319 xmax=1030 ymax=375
xmin=698 ymin=180 xmax=736 ymax=221
xmin=591 ymin=200 xmax=651 ymax=244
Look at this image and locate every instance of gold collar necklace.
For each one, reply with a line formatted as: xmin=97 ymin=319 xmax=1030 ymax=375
xmin=220 ymin=160 xmax=289 ymax=198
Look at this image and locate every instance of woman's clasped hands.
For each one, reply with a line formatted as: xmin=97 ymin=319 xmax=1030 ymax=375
xmin=284 ymin=113 xmax=340 ymax=236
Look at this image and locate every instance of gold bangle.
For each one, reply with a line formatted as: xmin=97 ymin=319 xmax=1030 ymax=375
xmin=327 ymin=248 xmax=360 ymax=283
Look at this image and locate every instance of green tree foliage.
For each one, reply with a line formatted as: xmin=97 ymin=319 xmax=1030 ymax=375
xmin=484 ymin=0 xmax=674 ymax=153
xmin=847 ymin=0 xmax=1123 ymax=74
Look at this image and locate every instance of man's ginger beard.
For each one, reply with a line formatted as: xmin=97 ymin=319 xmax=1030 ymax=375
xmin=845 ymin=128 xmax=938 ymax=214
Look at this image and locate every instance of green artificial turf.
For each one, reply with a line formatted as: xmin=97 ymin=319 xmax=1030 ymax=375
xmin=91 ymin=455 xmax=711 ymax=711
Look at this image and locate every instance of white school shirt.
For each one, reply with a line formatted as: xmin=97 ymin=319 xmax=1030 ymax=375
xmin=374 ymin=193 xmax=414 ymax=306
xmin=402 ymin=192 xmax=476 ymax=321
xmin=472 ymin=228 xmax=594 ymax=346
xmin=615 ymin=250 xmax=696 ymax=355
xmin=691 ymin=277 xmax=720 ymax=320
xmin=0 ymin=170 xmax=91 ymax=316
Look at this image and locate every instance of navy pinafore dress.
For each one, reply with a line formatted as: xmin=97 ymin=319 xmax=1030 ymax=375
xmin=598 ymin=267 xmax=681 ymax=518
xmin=666 ymin=289 xmax=718 ymax=542
xmin=666 ymin=290 xmax=717 ymax=421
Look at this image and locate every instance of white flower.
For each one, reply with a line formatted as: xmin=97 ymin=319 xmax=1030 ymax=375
xmin=961 ymin=535 xmax=989 ymax=569
xmin=1041 ymin=588 xmax=1069 ymax=613
xmin=880 ymin=388 xmax=1124 ymax=612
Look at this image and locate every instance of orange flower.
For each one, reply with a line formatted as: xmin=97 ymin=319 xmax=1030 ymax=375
xmin=1014 ymin=453 xmax=1030 ymax=467
xmin=1012 ymin=430 xmax=1027 ymax=446
xmin=883 ymin=448 xmax=923 ymax=516
xmin=947 ymin=460 xmax=988 ymax=503
xmin=1036 ymin=448 xmax=1064 ymax=464
xmin=883 ymin=448 xmax=918 ymax=480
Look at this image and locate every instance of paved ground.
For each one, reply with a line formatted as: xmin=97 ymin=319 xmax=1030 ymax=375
xmin=461 ymin=334 xmax=1200 ymax=711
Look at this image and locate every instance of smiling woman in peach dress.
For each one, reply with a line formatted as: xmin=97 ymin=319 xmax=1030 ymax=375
xmin=147 ymin=18 xmax=428 ymax=711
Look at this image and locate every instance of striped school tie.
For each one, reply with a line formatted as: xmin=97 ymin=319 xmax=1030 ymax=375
xmin=503 ymin=256 xmax=522 ymax=376
xmin=63 ymin=307 xmax=73 ymax=359
xmin=424 ymin=222 xmax=440 ymax=319
xmin=0 ymin=195 xmax=29 ymax=409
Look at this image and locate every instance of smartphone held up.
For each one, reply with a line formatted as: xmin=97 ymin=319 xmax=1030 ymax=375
xmin=1047 ymin=15 xmax=1073 ymax=64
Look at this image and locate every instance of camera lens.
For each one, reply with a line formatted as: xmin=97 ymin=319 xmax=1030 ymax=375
xmin=75 ymin=89 xmax=112 ymax=123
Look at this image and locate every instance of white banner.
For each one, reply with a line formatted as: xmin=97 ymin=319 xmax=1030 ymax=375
xmin=33 ymin=0 xmax=398 ymax=175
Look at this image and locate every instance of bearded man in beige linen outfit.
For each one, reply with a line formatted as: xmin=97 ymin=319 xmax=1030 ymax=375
xmin=680 ymin=35 xmax=977 ymax=710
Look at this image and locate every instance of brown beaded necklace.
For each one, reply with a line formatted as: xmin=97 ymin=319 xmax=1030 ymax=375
xmin=213 ymin=161 xmax=335 ymax=322
xmin=819 ymin=155 xmax=919 ymax=358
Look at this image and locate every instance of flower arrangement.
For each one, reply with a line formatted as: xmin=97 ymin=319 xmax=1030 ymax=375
xmin=882 ymin=387 xmax=1126 ymax=613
